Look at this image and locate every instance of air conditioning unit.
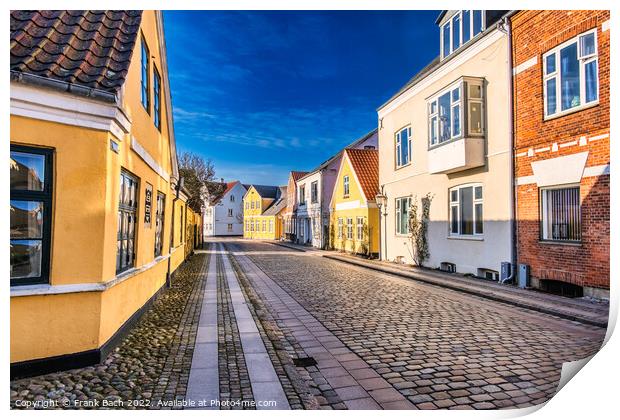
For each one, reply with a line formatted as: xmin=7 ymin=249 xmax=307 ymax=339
xmin=440 ymin=262 xmax=456 ymax=273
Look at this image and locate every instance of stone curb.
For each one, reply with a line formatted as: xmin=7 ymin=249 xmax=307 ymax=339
xmin=322 ymin=255 xmax=607 ymax=329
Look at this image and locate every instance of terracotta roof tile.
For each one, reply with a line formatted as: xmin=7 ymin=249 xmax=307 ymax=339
xmin=345 ymin=148 xmax=379 ymax=201
xmin=290 ymin=171 xmax=308 ymax=182
xmin=10 ymin=10 xmax=142 ymax=94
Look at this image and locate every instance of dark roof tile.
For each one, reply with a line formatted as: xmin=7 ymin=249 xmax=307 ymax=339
xmin=10 ymin=10 xmax=142 ymax=94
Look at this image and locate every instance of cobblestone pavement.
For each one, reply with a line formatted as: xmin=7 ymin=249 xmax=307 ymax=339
xmin=10 ymin=254 xmax=208 ymax=410
xmin=228 ymin=239 xmax=606 ymax=410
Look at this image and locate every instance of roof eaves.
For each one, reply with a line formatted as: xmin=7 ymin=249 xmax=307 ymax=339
xmin=10 ymin=70 xmax=117 ymax=103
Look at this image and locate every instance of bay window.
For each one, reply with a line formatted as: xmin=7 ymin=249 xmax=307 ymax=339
xmin=10 ymin=145 xmax=53 ymax=286
xmin=543 ymin=29 xmax=598 ymax=118
xmin=395 ymin=126 xmax=412 ymax=168
xmin=429 ymin=77 xmax=484 ymax=147
xmin=117 ymin=170 xmax=139 ymax=274
xmin=395 ymin=197 xmax=411 ymax=235
xmin=449 ymin=184 xmax=483 ymax=236
xmin=540 ymin=186 xmax=581 ymax=242
xmin=441 ymin=10 xmax=485 ymax=59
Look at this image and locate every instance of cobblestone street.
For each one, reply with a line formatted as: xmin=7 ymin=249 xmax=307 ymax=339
xmin=10 ymin=239 xmax=606 ymax=410
xmin=227 ymin=239 xmax=606 ymax=410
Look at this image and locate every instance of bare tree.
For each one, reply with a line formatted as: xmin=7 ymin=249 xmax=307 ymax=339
xmin=407 ymin=193 xmax=434 ymax=266
xmin=178 ymin=151 xmax=220 ymax=213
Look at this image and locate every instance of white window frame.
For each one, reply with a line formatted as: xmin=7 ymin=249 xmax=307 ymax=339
xmin=269 ymin=219 xmax=274 ymax=233
xmin=428 ymin=82 xmax=462 ymax=146
xmin=227 ymin=223 xmax=233 ymax=232
xmin=346 ymin=217 xmax=353 ymax=240
xmin=543 ymin=29 xmax=599 ymax=120
xmin=395 ymin=126 xmax=412 ymax=168
xmin=227 ymin=208 xmax=233 ymax=217
xmin=440 ymin=10 xmax=486 ymax=59
xmin=343 ymin=176 xmax=350 ymax=197
xmin=449 ymin=183 xmax=483 ymax=237
xmin=540 ymin=184 xmax=581 ymax=242
xmin=356 ymin=216 xmax=364 ymax=241
xmin=230 ymin=195 xmax=235 ymax=202
xmin=337 ymin=218 xmax=343 ymax=239
xmin=395 ymin=196 xmax=411 ymax=235
xmin=299 ymin=185 xmax=306 ymax=205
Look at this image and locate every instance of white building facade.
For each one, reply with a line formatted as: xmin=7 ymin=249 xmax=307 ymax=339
xmin=204 ymin=181 xmax=247 ymax=237
xmin=296 ymin=129 xmax=378 ymax=248
xmin=377 ymin=10 xmax=513 ymax=278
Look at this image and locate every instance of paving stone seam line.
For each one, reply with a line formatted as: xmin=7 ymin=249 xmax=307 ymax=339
xmin=235 ymin=251 xmax=418 ymax=410
xmin=220 ymin=243 xmax=291 ymax=410
xmin=185 ymin=244 xmax=220 ymax=409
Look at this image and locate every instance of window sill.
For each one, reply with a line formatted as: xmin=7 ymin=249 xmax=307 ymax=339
xmin=343 ymin=195 xmax=350 ymax=199
xmin=544 ymin=101 xmax=599 ymax=121
xmin=538 ymin=240 xmax=582 ymax=247
xmin=395 ymin=163 xmax=411 ymax=171
xmin=447 ymin=235 xmax=484 ymax=241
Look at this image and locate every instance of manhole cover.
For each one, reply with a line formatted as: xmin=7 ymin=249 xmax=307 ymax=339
xmin=292 ymin=357 xmax=317 ymax=367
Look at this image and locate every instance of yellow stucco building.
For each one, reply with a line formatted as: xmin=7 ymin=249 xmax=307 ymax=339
xmin=329 ymin=149 xmax=380 ymax=257
xmin=243 ymin=185 xmax=287 ymax=240
xmin=10 ymin=10 xmax=200 ymax=377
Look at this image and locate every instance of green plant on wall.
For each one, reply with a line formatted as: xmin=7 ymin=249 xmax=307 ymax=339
xmin=407 ymin=193 xmax=433 ymax=266
xmin=359 ymin=219 xmax=370 ymax=257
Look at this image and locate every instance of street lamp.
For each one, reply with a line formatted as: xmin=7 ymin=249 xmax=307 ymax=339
xmin=375 ymin=189 xmax=388 ymax=261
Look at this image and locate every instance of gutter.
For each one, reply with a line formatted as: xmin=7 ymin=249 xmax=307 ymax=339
xmin=10 ymin=70 xmax=117 ymax=103
xmin=497 ymin=11 xmax=519 ymax=284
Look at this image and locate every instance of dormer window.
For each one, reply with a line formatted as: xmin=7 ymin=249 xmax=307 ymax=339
xmin=441 ymin=11 xmax=485 ymax=59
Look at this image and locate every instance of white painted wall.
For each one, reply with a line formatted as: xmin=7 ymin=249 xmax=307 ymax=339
xmin=377 ymin=29 xmax=512 ymax=275
xmin=204 ymin=183 xmax=246 ymax=237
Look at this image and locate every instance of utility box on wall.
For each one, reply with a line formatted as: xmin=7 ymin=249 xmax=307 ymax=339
xmin=518 ymin=264 xmax=531 ymax=289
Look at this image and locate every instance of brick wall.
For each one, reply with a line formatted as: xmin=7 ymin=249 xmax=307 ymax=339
xmin=511 ymin=10 xmax=610 ymax=291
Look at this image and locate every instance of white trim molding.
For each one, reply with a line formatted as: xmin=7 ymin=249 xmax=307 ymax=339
xmin=531 ymin=152 xmax=589 ymax=187
xmin=11 ymin=255 xmax=170 ymax=297
xmin=10 ymin=82 xmax=131 ymax=140
xmin=335 ymin=200 xmax=361 ymax=211
xmin=131 ymin=136 xmax=170 ymax=181
xmin=513 ymin=56 xmax=538 ymax=76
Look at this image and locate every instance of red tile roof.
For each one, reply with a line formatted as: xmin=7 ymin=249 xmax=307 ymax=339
xmin=10 ymin=10 xmax=142 ymax=94
xmin=345 ymin=148 xmax=379 ymax=201
xmin=290 ymin=171 xmax=308 ymax=182
xmin=211 ymin=180 xmax=243 ymax=204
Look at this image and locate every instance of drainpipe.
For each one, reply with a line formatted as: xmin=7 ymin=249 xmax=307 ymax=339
xmin=498 ymin=12 xmax=518 ymax=284
xmin=166 ymin=176 xmax=183 ymax=288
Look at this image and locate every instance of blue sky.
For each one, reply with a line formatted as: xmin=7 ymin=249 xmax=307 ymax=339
xmin=164 ymin=10 xmax=439 ymax=185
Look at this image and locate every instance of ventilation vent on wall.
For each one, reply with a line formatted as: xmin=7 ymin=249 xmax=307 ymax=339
xmin=440 ymin=262 xmax=456 ymax=273
xmin=477 ymin=268 xmax=499 ymax=281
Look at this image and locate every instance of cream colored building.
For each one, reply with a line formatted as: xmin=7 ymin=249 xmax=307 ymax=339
xmin=377 ymin=10 xmax=513 ymax=279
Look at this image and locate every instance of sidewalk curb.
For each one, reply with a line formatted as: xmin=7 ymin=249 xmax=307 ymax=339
xmin=269 ymin=241 xmax=306 ymax=253
xmin=323 ymin=255 xmax=607 ymax=329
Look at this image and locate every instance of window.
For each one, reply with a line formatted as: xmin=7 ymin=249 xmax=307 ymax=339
xmin=256 ymin=200 xmax=260 ymax=209
xmin=269 ymin=219 xmax=274 ymax=233
xmin=251 ymin=201 xmax=255 ymax=209
xmin=10 ymin=145 xmax=53 ymax=286
xmin=395 ymin=197 xmax=411 ymax=235
xmin=449 ymin=184 xmax=483 ymax=236
xmin=227 ymin=223 xmax=233 ymax=232
xmin=337 ymin=218 xmax=343 ymax=239
xmin=250 ymin=220 xmax=254 ymax=231
xmin=154 ymin=192 xmax=165 ymax=257
xmin=230 ymin=195 xmax=235 ymax=202
xmin=395 ymin=126 xmax=412 ymax=168
xmin=299 ymin=185 xmax=306 ymax=205
xmin=141 ymin=37 xmax=150 ymax=112
xmin=228 ymin=208 xmax=233 ymax=217
xmin=356 ymin=216 xmax=364 ymax=241
xmin=343 ymin=176 xmax=350 ymax=197
xmin=153 ymin=66 xmax=161 ymax=129
xmin=180 ymin=205 xmax=184 ymax=243
xmin=543 ymin=29 xmax=598 ymax=118
xmin=346 ymin=218 xmax=353 ymax=240
xmin=429 ymin=78 xmax=483 ymax=146
xmin=117 ymin=170 xmax=139 ymax=274
xmin=540 ymin=186 xmax=581 ymax=242
xmin=311 ymin=181 xmax=318 ymax=203
xmin=441 ymin=10 xmax=485 ymax=59
xmin=262 ymin=220 xmax=267 ymax=232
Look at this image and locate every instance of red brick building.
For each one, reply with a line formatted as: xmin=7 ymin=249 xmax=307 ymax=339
xmin=511 ymin=10 xmax=610 ymax=298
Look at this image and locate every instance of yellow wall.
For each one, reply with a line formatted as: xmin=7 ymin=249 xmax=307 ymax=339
xmin=242 ymin=186 xmax=282 ymax=240
xmin=10 ymin=11 xmax=199 ymax=364
xmin=330 ymin=156 xmax=380 ymax=255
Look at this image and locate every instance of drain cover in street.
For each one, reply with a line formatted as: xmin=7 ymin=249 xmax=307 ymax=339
xmin=293 ymin=357 xmax=317 ymax=367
